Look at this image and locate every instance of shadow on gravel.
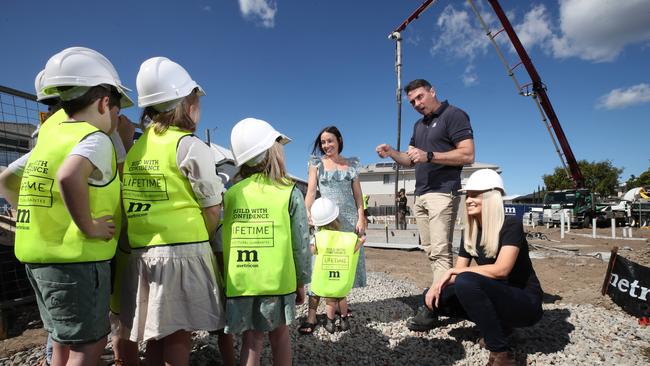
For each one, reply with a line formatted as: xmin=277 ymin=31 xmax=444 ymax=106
xmin=542 ymin=292 xmax=563 ymax=303
xmin=294 ymin=321 xmax=466 ymax=365
xmin=299 ymin=293 xmax=463 ymax=328
xmin=516 ymin=308 xmax=574 ymax=354
xmin=444 ymin=309 xmax=574 ymax=356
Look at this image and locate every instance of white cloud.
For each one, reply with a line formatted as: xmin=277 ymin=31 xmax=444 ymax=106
xmin=202 ymin=5 xmax=212 ymax=12
xmin=430 ymin=4 xmax=491 ymax=61
xmin=429 ymin=0 xmax=650 ymax=84
xmin=597 ymin=83 xmax=650 ymax=110
xmin=514 ymin=4 xmax=554 ymax=53
xmin=238 ymin=0 xmax=276 ymax=28
xmin=429 ymin=4 xmax=495 ymax=86
xmin=462 ymin=65 xmax=478 ymax=86
xmin=551 ymin=0 xmax=650 ymax=62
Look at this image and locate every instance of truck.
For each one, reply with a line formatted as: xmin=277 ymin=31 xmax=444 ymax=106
xmin=542 ymin=189 xmax=596 ymax=228
xmin=615 ymin=187 xmax=650 ymax=227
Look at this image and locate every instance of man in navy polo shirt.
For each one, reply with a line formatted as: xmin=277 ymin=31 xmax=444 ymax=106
xmin=376 ymin=79 xmax=474 ymax=331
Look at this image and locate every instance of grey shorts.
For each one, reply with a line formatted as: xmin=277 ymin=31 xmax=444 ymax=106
xmin=26 ymin=262 xmax=111 ymax=345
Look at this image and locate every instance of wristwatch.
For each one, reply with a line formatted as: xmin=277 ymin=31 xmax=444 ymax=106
xmin=427 ymin=151 xmax=434 ymax=163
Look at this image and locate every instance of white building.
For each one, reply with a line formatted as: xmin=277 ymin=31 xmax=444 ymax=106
xmin=359 ymin=162 xmax=501 ymax=215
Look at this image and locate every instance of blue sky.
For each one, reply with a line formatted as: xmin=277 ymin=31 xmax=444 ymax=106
xmin=2 ymin=0 xmax=649 ymax=195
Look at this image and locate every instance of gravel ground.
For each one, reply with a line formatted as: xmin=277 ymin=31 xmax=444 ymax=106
xmin=2 ymin=272 xmax=648 ymax=365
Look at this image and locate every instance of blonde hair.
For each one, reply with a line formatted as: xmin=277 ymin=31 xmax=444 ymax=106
xmin=319 ymin=217 xmax=341 ymax=231
xmin=140 ymin=89 xmax=200 ymax=134
xmin=462 ymin=190 xmax=504 ymax=258
xmin=238 ymin=142 xmax=292 ymax=187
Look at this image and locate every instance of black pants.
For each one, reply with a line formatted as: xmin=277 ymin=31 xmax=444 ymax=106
xmin=432 ymin=272 xmax=543 ymax=352
xmin=398 ymin=211 xmax=407 ymax=230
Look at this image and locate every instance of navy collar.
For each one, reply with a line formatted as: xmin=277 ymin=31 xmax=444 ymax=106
xmin=422 ymin=100 xmax=449 ymax=124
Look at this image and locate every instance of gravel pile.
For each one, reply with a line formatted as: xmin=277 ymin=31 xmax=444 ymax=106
xmin=2 ymin=272 xmax=648 ymax=365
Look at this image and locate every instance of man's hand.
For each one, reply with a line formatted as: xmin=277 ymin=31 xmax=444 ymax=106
xmin=86 ymin=215 xmax=116 ymax=240
xmin=375 ymin=144 xmax=394 ymax=158
xmin=406 ymin=146 xmax=427 ymax=164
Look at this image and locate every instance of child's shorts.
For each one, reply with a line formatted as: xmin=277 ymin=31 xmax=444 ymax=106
xmin=26 ymin=262 xmax=111 ymax=345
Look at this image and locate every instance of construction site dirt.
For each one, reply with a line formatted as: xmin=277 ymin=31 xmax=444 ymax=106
xmin=365 ymin=225 xmax=650 ymax=310
xmin=0 ymin=224 xmax=648 ymax=360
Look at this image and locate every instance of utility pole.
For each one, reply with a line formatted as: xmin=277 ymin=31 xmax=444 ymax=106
xmin=389 ymin=31 xmax=402 ymax=229
xmin=388 ymin=0 xmax=438 ymax=229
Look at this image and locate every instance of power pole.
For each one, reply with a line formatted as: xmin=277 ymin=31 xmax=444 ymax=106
xmin=388 ymin=0 xmax=438 ymax=229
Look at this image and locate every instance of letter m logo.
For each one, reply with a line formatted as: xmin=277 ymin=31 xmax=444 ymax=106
xmin=127 ymin=202 xmax=151 ymax=213
xmin=237 ymin=250 xmax=259 ymax=262
xmin=16 ymin=209 xmax=30 ymax=223
xmin=329 ymin=271 xmax=340 ymax=279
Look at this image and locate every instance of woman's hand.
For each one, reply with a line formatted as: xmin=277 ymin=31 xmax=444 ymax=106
xmin=430 ymin=269 xmax=455 ymax=308
xmin=356 ymin=217 xmax=367 ymax=236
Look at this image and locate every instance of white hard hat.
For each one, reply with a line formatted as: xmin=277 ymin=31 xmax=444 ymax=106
xmin=41 ymin=47 xmax=133 ymax=108
xmin=35 ymin=69 xmax=58 ymax=101
xmin=311 ymin=197 xmax=339 ymax=227
xmin=136 ymin=57 xmax=205 ymax=111
xmin=461 ymin=169 xmax=505 ymax=194
xmin=230 ymin=118 xmax=291 ymax=167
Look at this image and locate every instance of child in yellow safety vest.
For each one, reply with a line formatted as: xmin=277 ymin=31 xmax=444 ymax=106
xmin=0 ymin=46 xmax=134 ymax=365
xmin=119 ymin=57 xmax=231 ymax=365
xmin=309 ymin=197 xmax=366 ymax=333
xmin=223 ymin=118 xmax=311 ymax=365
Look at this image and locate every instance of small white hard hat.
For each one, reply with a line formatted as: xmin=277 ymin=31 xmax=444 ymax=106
xmin=34 ymin=69 xmax=58 ymax=101
xmin=230 ymin=118 xmax=290 ymax=167
xmin=311 ymin=197 xmax=339 ymax=227
xmin=460 ymin=169 xmax=505 ymax=194
xmin=41 ymin=47 xmax=133 ymax=108
xmin=136 ymin=57 xmax=205 ymax=111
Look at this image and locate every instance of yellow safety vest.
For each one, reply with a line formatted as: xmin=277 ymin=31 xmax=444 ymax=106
xmin=14 ymin=122 xmax=120 ymax=263
xmin=310 ymin=229 xmax=360 ymax=298
xmin=222 ymin=174 xmax=296 ymax=297
xmin=36 ymin=109 xmax=67 ymax=141
xmin=122 ymin=126 xmax=209 ymax=248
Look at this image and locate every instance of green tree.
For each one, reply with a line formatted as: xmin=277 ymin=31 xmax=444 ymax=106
xmin=543 ymin=160 xmax=623 ymax=196
xmin=625 ymin=166 xmax=650 ymax=189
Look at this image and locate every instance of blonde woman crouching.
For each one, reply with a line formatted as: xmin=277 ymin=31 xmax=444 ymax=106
xmin=421 ymin=169 xmax=543 ymax=366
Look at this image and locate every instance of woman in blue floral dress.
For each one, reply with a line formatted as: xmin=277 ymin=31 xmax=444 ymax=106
xmin=298 ymin=126 xmax=367 ymax=334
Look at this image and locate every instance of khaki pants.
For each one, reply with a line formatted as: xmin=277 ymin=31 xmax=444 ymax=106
xmin=414 ymin=192 xmax=460 ymax=284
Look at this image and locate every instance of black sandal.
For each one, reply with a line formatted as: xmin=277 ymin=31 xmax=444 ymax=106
xmin=324 ymin=317 xmax=337 ymax=334
xmin=298 ymin=321 xmax=318 ymax=335
xmin=336 ymin=308 xmax=353 ymax=318
xmin=339 ymin=315 xmax=350 ymax=332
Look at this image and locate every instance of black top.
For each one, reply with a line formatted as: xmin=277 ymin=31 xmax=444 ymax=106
xmin=397 ymin=196 xmax=408 ymax=213
xmin=458 ymin=216 xmax=541 ymax=291
xmin=409 ymin=101 xmax=473 ymax=196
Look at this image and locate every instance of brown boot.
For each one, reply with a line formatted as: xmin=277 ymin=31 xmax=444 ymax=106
xmin=486 ymin=351 xmax=516 ymax=366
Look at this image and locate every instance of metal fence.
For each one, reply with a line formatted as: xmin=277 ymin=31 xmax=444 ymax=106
xmin=0 ymin=85 xmax=44 ymax=167
xmin=0 ymin=85 xmax=44 ymax=333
